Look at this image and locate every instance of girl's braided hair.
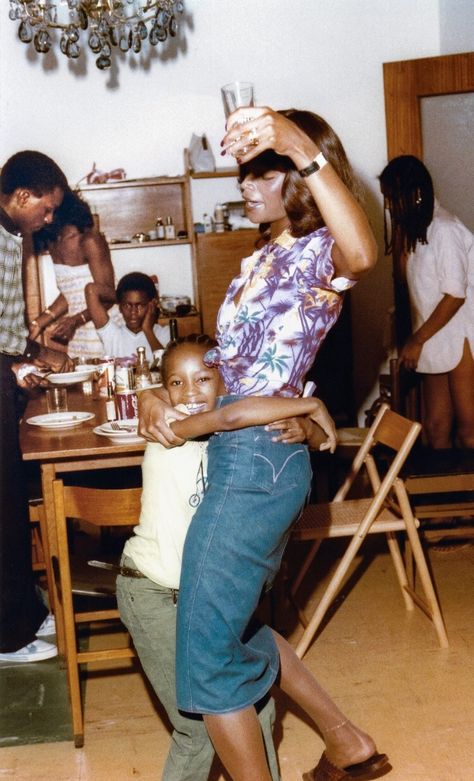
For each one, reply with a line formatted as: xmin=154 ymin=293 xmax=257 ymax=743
xmin=379 ymin=155 xmax=434 ymax=256
xmin=161 ymin=333 xmax=217 ymax=385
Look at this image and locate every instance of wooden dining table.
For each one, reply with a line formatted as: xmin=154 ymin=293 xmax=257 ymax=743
xmin=19 ymin=385 xmax=147 ymax=655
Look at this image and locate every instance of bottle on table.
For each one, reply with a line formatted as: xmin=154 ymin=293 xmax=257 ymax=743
xmin=135 ymin=346 xmax=152 ymax=389
xmin=169 ymin=318 xmax=178 ymax=342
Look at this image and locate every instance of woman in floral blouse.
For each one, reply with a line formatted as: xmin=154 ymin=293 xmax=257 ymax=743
xmin=140 ymin=108 xmax=387 ymax=781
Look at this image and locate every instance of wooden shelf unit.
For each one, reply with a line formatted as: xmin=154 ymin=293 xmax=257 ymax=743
xmin=79 ymin=175 xmax=194 ymax=248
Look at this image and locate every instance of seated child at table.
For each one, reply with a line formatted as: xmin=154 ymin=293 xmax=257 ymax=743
xmin=116 ymin=334 xmax=335 ymax=781
xmin=85 ymin=271 xmax=169 ymax=361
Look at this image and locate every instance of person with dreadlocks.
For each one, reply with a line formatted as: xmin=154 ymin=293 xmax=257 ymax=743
xmin=380 ymin=155 xmax=474 ymax=449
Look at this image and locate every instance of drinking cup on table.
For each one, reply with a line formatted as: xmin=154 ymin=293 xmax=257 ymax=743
xmin=115 ymin=390 xmax=138 ymax=420
xmin=221 ymin=81 xmax=255 ymax=119
xmin=46 ymin=387 xmax=68 ymax=414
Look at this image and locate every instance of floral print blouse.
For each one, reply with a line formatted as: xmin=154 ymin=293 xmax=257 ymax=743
xmin=205 ymin=227 xmax=354 ymax=397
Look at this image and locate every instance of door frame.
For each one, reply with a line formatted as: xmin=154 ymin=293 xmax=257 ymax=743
xmin=383 ymin=51 xmax=474 ymax=158
xmin=382 ymin=52 xmax=474 ymax=420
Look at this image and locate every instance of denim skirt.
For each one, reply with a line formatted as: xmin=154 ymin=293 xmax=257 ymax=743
xmin=176 ymin=396 xmax=312 ymax=714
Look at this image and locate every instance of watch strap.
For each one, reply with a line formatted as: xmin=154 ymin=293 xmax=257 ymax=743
xmin=299 ymin=152 xmax=328 ymax=178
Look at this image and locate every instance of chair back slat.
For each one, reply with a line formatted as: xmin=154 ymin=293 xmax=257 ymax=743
xmin=333 ymin=403 xmax=391 ymax=501
xmin=374 ymin=407 xmax=418 ymax=451
xmin=62 ymin=485 xmax=142 ymax=527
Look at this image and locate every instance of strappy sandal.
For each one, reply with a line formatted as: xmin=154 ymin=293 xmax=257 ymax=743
xmin=303 ymin=751 xmax=390 ymax=781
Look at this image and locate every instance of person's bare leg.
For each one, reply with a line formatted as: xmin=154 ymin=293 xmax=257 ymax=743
xmin=449 ymin=340 xmax=474 ymax=448
xmin=272 ymin=631 xmax=378 ymax=768
xmin=422 ymin=372 xmax=453 ymax=448
xmin=204 ymin=708 xmax=272 ymax=781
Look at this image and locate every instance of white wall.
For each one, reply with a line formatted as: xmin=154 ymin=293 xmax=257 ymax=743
xmin=2 ymin=0 xmax=465 ymax=418
xmin=439 ymin=0 xmax=474 ymax=53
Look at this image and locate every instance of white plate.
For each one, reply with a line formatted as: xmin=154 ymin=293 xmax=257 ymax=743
xmin=26 ymin=411 xmax=95 ymax=429
xmin=47 ymin=369 xmax=96 ymax=385
xmin=93 ymin=421 xmax=144 ymax=443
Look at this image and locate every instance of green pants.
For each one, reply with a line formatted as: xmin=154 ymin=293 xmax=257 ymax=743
xmin=116 ymin=556 xmax=281 ymax=781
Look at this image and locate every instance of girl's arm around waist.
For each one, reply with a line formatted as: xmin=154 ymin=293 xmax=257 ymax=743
xmin=170 ymin=396 xmax=337 ymax=453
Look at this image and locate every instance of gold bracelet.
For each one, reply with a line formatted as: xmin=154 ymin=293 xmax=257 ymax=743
xmin=30 ymin=319 xmax=39 ymax=327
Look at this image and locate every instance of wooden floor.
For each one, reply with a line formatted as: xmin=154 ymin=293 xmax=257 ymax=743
xmin=1 ymin=536 xmax=473 ymax=781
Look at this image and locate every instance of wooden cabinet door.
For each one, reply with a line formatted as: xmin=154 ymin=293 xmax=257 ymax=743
xmin=196 ymin=230 xmax=258 ymax=337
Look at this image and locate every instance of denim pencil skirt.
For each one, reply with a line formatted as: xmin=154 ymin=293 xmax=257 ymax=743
xmin=176 ymin=396 xmax=312 ymax=715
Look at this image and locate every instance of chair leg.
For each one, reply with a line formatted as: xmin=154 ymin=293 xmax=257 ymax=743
xmin=295 ymin=532 xmax=367 ymax=659
xmin=403 ymin=522 xmax=449 ymax=648
xmin=385 ymin=531 xmax=415 ymax=611
xmin=288 ymin=540 xmax=323 ymax=628
xmin=55 ymin=509 xmax=86 ymax=745
xmin=36 ymin=503 xmax=56 ymax=612
xmin=397 ymin=489 xmax=449 ymax=648
xmin=290 ymin=540 xmax=322 ymax=598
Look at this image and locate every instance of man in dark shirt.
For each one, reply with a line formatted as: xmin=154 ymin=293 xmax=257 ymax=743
xmin=0 ymin=151 xmax=73 ymax=662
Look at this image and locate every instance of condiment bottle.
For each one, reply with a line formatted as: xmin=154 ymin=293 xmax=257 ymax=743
xmin=214 ymin=203 xmax=225 ymax=233
xmin=164 ymin=216 xmax=176 ymax=240
xmin=105 ymin=382 xmax=116 ymax=421
xmin=155 ymin=217 xmax=165 ymax=240
xmin=203 ymin=213 xmax=213 ymax=233
xmin=135 ymin=346 xmax=152 ymax=389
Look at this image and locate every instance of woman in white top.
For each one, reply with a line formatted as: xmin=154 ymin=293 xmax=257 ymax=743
xmin=380 ymin=155 xmax=474 ymax=449
xmin=30 ymin=190 xmax=116 ymax=360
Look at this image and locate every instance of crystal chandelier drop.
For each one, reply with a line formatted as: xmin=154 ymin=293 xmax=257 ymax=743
xmin=9 ymin=0 xmax=184 ymax=70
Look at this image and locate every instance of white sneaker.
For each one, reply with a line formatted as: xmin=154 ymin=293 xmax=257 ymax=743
xmin=36 ymin=612 xmax=56 ymax=637
xmin=0 ymin=639 xmax=58 ymax=663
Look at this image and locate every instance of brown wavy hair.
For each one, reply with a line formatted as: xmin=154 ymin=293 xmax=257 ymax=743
xmin=238 ymin=109 xmax=362 ymax=242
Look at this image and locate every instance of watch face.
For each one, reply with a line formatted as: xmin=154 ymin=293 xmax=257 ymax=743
xmin=300 ymin=160 xmax=320 ymax=177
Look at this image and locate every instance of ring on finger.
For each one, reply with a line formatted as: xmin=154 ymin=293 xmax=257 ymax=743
xmin=248 ymin=127 xmax=260 ymax=147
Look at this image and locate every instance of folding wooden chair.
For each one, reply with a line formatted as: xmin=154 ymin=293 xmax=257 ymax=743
xmin=388 ymin=357 xmax=474 ymax=532
xmin=290 ymin=403 xmax=449 ymax=659
xmin=52 ymin=480 xmax=142 ymax=747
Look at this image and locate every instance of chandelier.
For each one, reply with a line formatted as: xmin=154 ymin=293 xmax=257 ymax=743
xmin=9 ymin=0 xmax=184 ymax=70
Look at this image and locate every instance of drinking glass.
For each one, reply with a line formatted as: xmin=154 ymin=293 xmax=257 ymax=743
xmin=221 ymin=81 xmax=255 ymax=118
xmin=46 ymin=387 xmax=68 ymax=414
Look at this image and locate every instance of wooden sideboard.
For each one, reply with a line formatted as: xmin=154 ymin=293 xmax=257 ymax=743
xmin=195 ymin=229 xmax=258 ymax=337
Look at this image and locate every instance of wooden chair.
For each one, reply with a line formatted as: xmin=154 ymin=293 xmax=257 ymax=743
xmin=388 ymin=357 xmax=474 ymax=533
xmin=52 ymin=480 xmax=142 ymax=748
xmin=290 ymin=403 xmax=449 ymax=659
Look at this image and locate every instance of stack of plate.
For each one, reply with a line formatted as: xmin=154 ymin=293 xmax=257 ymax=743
xmin=93 ymin=419 xmax=144 ymax=443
